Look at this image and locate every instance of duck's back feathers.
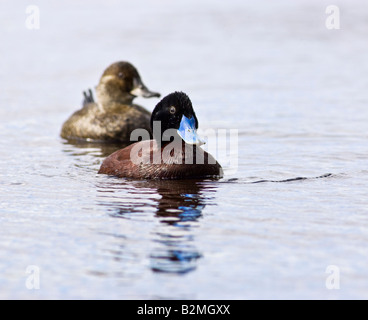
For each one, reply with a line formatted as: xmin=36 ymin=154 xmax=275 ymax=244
xmin=61 ymin=103 xmax=151 ymax=142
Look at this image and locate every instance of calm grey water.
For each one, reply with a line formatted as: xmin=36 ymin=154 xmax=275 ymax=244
xmin=1 ymin=0 xmax=368 ymax=299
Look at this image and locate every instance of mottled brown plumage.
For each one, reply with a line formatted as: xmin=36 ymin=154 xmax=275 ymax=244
xmin=61 ymin=61 xmax=160 ymax=142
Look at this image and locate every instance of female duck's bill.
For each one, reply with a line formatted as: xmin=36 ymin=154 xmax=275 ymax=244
xmin=98 ymin=91 xmax=223 ymax=180
xmin=130 ymin=76 xmax=161 ymax=98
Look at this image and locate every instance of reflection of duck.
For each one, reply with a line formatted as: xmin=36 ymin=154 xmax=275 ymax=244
xmin=98 ymin=91 xmax=223 ymax=179
xmin=61 ymin=61 xmax=160 ymax=142
xmin=62 ymin=139 xmax=127 ymax=159
xmin=148 ymin=180 xmax=208 ymax=274
xmin=96 ymin=179 xmax=218 ymax=274
xmin=148 ymin=180 xmax=206 ymax=224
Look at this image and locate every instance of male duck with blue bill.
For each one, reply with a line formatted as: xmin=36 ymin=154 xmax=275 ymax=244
xmin=98 ymin=91 xmax=223 ymax=179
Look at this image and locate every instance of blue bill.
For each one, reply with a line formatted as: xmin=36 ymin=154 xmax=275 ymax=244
xmin=177 ymin=115 xmax=205 ymax=145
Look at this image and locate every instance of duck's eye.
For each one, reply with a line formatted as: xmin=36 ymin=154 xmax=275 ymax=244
xmin=118 ymin=72 xmax=124 ymax=78
xmin=169 ymin=106 xmax=176 ymax=114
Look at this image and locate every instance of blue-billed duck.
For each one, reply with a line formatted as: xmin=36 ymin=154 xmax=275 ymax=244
xmin=98 ymin=91 xmax=223 ymax=179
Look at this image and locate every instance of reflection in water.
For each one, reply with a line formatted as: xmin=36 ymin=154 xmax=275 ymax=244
xmin=97 ymin=178 xmax=218 ymax=274
xmin=148 ymin=180 xmax=207 ymax=274
xmin=63 ymin=138 xmax=219 ymax=274
xmin=62 ymin=139 xmax=128 ymax=158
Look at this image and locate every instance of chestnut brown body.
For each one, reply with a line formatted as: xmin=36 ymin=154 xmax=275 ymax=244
xmin=98 ymin=140 xmax=223 ymax=180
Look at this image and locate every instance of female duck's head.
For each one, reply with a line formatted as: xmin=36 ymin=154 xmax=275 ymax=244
xmin=150 ymin=91 xmax=205 ymax=146
xmin=96 ymin=61 xmax=160 ymax=105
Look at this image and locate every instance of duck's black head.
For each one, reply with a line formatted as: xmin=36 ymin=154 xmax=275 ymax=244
xmin=150 ymin=91 xmax=204 ymax=145
xmin=96 ymin=61 xmax=160 ymax=104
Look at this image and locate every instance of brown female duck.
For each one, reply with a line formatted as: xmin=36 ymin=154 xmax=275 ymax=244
xmin=61 ymin=61 xmax=160 ymax=142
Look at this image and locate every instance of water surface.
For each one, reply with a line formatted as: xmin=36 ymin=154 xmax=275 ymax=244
xmin=1 ymin=0 xmax=368 ymax=299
